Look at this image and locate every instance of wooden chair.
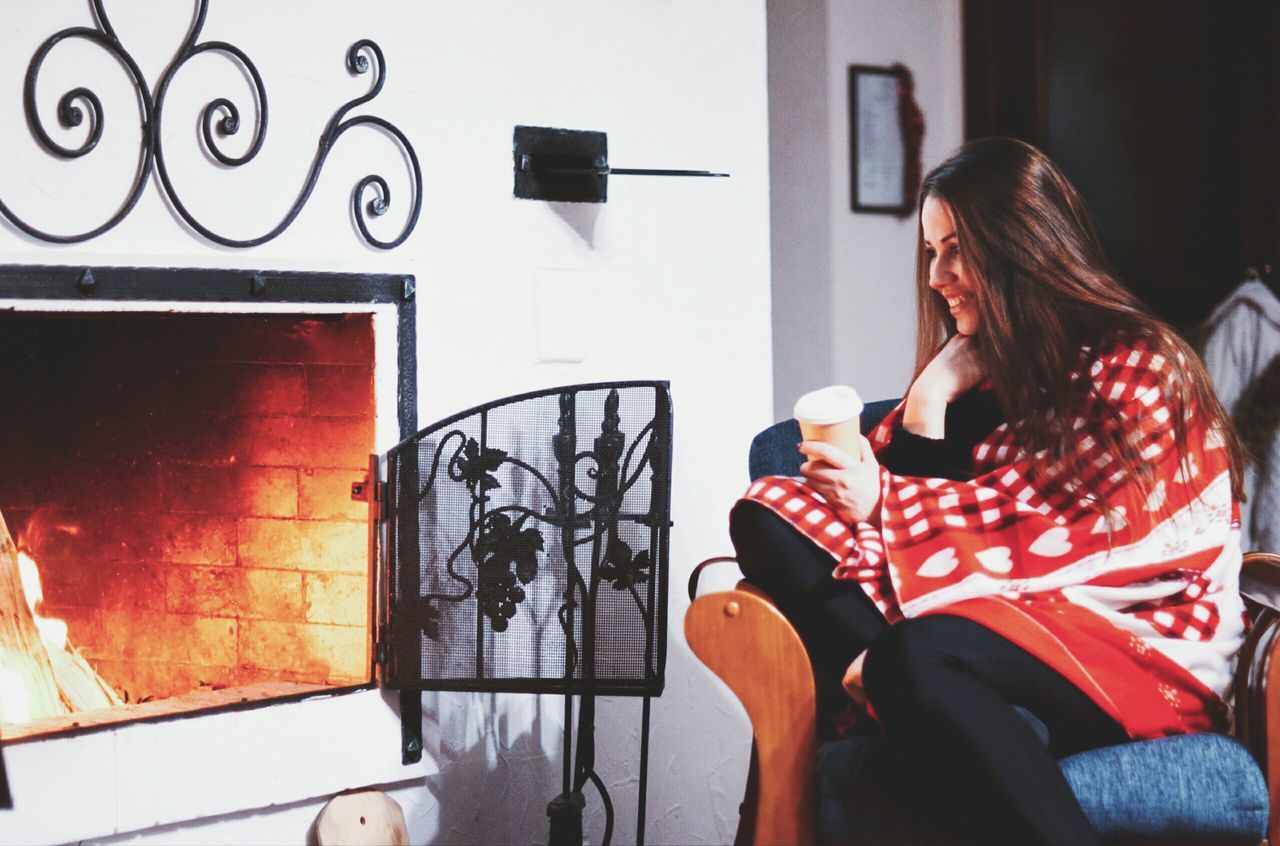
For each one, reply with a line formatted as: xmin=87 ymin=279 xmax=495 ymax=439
xmin=686 ymin=552 xmax=1280 ymax=845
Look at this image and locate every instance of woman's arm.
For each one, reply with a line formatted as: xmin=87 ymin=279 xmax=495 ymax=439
xmin=903 ymin=334 xmax=984 ymax=438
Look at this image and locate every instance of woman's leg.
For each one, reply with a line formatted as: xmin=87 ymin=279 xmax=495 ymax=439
xmin=729 ymin=499 xmax=888 ymax=675
xmin=862 ymin=614 xmax=1128 ymax=846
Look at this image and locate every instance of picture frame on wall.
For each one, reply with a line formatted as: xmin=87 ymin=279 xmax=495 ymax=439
xmin=849 ymin=63 xmax=923 ymax=216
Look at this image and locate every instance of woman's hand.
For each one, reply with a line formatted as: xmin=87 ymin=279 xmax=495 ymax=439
xmin=842 ymin=650 xmax=868 ymax=706
xmin=903 ymin=334 xmax=984 ymax=438
xmin=798 ymin=436 xmax=882 ymax=524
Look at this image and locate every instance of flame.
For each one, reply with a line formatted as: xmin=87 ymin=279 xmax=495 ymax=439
xmin=0 ymin=664 xmax=33 ymax=723
xmin=18 ymin=550 xmax=68 ymax=652
xmin=0 ymin=550 xmax=65 ymax=724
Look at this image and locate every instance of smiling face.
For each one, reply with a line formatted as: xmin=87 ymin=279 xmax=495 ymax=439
xmin=921 ymin=194 xmax=979 ymax=336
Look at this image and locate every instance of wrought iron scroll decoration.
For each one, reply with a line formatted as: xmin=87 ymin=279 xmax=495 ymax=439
xmin=0 ymin=0 xmax=421 ymax=250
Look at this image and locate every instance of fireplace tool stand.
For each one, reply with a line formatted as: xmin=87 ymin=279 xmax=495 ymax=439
xmin=377 ymin=382 xmax=672 ymax=846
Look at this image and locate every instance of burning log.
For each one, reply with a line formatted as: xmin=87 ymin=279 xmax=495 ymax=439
xmin=44 ymin=640 xmax=123 ymax=712
xmin=0 ymin=510 xmax=121 ymax=722
xmin=0 ymin=511 xmax=65 ymax=723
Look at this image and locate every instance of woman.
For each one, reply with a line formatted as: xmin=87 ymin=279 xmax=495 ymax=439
xmin=730 ymin=137 xmax=1248 ymax=846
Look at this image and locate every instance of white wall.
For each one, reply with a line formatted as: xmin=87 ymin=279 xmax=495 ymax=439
xmin=0 ymin=1 xmax=771 ymax=843
xmin=767 ymin=1 xmax=835 ymax=416
xmin=826 ymin=0 xmax=964 ymax=403
xmin=768 ymin=0 xmax=964 ymax=417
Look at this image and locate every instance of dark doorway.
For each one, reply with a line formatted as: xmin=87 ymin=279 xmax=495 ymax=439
xmin=964 ymin=0 xmax=1280 ymax=330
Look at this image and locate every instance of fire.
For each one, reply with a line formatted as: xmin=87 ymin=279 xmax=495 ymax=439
xmin=0 ymin=665 xmax=33 ymax=724
xmin=18 ymin=550 xmax=69 ymax=652
xmin=0 ymin=541 xmax=123 ymax=725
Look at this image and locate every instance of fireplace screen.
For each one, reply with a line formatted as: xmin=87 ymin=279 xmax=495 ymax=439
xmin=382 ymin=382 xmax=671 ymax=695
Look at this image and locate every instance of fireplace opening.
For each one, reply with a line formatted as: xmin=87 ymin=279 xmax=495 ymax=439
xmin=0 ymin=311 xmax=376 ymax=739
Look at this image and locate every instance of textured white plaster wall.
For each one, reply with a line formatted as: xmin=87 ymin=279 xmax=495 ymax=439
xmin=826 ymin=0 xmax=964 ymax=403
xmin=768 ymin=0 xmax=963 ymax=417
xmin=0 ymin=1 xmax=772 ymax=843
xmin=767 ymin=0 xmax=834 ymax=421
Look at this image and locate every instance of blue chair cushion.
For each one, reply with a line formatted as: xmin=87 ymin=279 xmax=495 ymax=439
xmin=816 ymin=732 xmax=1268 ymax=844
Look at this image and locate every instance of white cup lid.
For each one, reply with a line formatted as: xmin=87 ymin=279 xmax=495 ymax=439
xmin=793 ymin=385 xmax=863 ymax=425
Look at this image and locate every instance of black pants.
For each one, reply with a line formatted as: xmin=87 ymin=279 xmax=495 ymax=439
xmin=729 ymin=501 xmax=1128 ymax=846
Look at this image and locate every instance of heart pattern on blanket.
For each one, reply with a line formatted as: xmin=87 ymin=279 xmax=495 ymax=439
xmin=975 ymin=545 xmax=1014 ymax=574
xmin=1175 ymin=456 xmax=1199 ymax=484
xmin=917 ymin=546 xmax=959 ymax=578
xmin=1028 ymin=526 xmax=1073 ymax=557
xmin=1205 ymin=425 xmax=1225 ymax=450
xmin=1091 ymin=506 xmax=1128 ymax=534
xmin=1145 ymin=479 xmax=1167 ymax=512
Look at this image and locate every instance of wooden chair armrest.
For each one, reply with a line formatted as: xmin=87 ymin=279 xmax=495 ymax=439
xmin=1237 ymin=552 xmax=1280 ymax=846
xmin=1243 ymin=552 xmax=1280 ymax=611
xmin=685 ymin=582 xmax=818 ymax=846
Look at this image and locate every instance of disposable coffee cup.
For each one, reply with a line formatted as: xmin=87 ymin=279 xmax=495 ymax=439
xmin=794 ymin=385 xmax=863 ymax=461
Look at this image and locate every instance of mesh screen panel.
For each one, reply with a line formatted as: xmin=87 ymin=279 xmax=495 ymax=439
xmin=384 ymin=382 xmax=671 ymax=695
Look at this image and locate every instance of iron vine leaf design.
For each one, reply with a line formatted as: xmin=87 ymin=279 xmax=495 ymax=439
xmin=456 ymin=438 xmax=506 ymax=497
xmin=409 ymin=387 xmax=668 ymax=645
xmin=599 ymin=537 xmax=652 ymax=592
xmin=475 ymin=513 xmax=545 ymax=633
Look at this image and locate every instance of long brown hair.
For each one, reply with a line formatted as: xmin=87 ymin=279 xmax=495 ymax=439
xmin=913 ymin=137 xmax=1246 ymax=503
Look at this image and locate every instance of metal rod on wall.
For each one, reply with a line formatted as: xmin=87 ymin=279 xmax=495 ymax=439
xmin=513 ymin=125 xmax=730 ymax=203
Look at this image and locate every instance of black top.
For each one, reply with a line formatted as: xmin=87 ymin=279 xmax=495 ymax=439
xmin=875 ymin=388 xmax=1005 ymax=481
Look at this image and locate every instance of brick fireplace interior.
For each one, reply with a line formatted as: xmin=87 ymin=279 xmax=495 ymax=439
xmin=0 ymin=311 xmax=376 ymax=737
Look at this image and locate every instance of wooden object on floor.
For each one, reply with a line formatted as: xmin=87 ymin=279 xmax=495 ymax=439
xmin=685 ymin=580 xmax=817 ymax=846
xmin=315 ymin=790 xmax=409 ymax=846
xmin=0 ymin=511 xmax=65 ymax=723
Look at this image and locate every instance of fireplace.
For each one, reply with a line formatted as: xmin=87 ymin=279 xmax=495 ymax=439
xmin=0 ymin=265 xmax=415 ymax=741
xmin=0 ymin=264 xmax=680 ymax=845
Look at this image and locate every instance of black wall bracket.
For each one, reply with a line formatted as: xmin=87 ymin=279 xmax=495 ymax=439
xmin=512 ymin=125 xmax=728 ymax=203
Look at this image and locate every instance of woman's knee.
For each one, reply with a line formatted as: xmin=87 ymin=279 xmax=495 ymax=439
xmin=863 ymin=616 xmax=974 ymax=712
xmin=730 ymin=498 xmax=858 ymax=602
xmin=728 ymin=499 xmax=786 ymax=584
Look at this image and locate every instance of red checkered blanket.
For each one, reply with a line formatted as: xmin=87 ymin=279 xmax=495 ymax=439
xmin=741 ymin=341 xmax=1245 ymax=738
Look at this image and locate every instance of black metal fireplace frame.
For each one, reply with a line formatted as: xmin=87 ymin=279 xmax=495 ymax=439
xmin=0 ymin=264 xmax=417 ymax=437
xmin=0 ymin=267 xmax=671 ymax=845
xmin=0 ymin=262 xmax=417 ymax=742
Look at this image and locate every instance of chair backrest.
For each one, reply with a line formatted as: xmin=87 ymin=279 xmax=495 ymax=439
xmin=1237 ymin=558 xmax=1280 ymax=743
xmin=748 ymin=398 xmax=900 ymax=480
